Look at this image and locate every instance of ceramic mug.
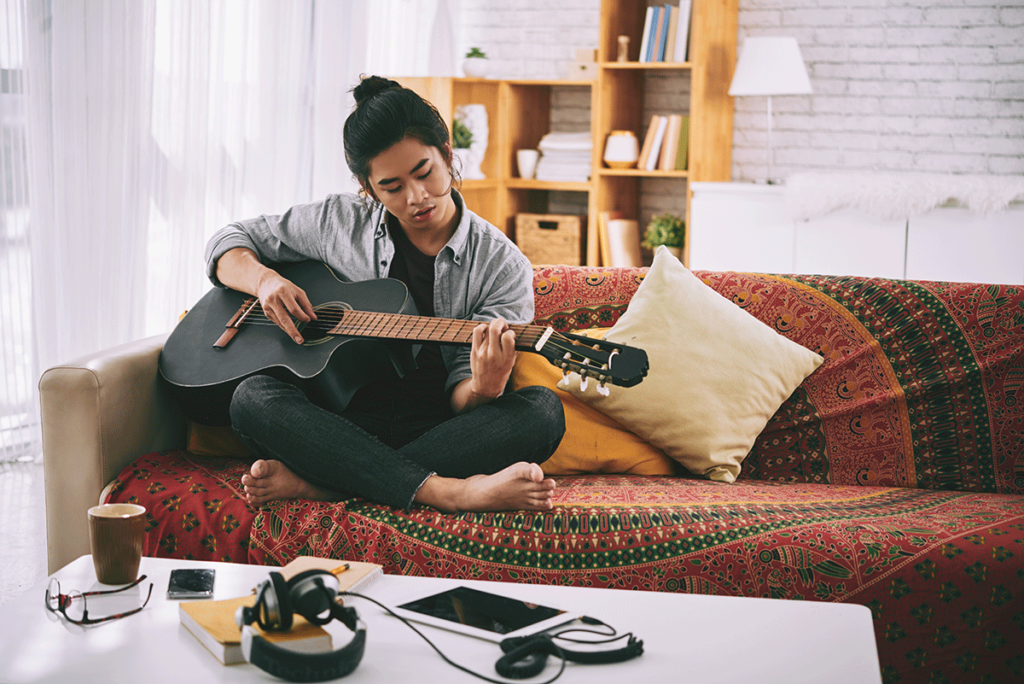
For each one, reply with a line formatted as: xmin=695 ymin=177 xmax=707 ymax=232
xmin=516 ymin=149 xmax=540 ymax=179
xmin=88 ymin=503 xmax=147 ymax=585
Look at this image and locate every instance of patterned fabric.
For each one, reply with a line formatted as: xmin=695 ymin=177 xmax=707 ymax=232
xmin=104 ymin=267 xmax=1024 ymax=684
xmin=530 ymin=266 xmax=1024 ymax=496
xmin=106 ymin=451 xmax=254 ymax=563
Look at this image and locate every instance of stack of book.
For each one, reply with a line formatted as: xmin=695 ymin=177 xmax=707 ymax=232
xmin=535 ymin=132 xmax=592 ymax=182
xmin=636 ymin=114 xmax=689 ymax=172
xmin=639 ymin=2 xmax=692 ymax=64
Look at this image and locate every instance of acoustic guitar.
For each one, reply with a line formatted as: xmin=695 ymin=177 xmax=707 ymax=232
xmin=159 ymin=261 xmax=648 ymax=426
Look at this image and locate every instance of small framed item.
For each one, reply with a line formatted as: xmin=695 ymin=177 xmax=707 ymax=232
xmin=167 ymin=568 xmax=216 ymax=600
xmin=392 ymin=585 xmax=579 ymax=643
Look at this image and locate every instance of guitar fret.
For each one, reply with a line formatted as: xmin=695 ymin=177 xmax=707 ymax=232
xmin=424 ymin=317 xmax=444 ymax=342
xmin=381 ymin=313 xmax=403 ymax=338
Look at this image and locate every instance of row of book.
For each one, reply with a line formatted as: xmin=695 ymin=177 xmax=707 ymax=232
xmin=638 ymin=114 xmax=690 ymax=172
xmin=639 ymin=1 xmax=692 ymax=64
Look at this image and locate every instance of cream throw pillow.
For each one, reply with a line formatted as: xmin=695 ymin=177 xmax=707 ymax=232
xmin=566 ymin=246 xmax=823 ymax=482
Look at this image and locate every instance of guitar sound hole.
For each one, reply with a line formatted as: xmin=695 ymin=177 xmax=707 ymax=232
xmin=300 ymin=304 xmax=348 ymax=343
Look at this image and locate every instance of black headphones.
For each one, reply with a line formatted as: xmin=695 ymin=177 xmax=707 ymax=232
xmin=235 ymin=570 xmax=366 ymax=683
xmin=496 ymin=630 xmax=644 ymax=679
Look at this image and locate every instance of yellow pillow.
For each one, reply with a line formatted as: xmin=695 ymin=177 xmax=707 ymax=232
xmin=511 ymin=352 xmax=675 ymax=476
xmin=566 ymin=246 xmax=824 ymax=482
xmin=186 ymin=422 xmax=252 ymax=459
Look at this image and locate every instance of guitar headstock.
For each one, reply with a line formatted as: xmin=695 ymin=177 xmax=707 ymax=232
xmin=532 ymin=328 xmax=649 ymax=394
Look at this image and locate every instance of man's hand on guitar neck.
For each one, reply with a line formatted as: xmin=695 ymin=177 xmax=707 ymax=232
xmin=216 ymin=247 xmax=317 ymax=344
xmin=451 ymin=318 xmax=517 ymax=415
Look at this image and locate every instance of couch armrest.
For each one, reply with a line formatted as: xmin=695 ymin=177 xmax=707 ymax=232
xmin=39 ymin=333 xmax=186 ymax=573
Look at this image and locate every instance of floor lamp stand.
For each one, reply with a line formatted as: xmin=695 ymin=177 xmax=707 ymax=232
xmin=755 ymin=95 xmax=779 ymax=185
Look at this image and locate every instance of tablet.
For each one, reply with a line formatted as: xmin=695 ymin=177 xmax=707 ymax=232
xmin=391 ymin=585 xmax=580 ymax=643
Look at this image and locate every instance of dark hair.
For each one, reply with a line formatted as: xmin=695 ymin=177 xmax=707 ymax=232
xmin=344 ymin=75 xmax=456 ymax=191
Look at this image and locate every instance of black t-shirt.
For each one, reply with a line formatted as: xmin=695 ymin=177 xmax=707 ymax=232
xmin=345 ymin=215 xmax=451 ymax=421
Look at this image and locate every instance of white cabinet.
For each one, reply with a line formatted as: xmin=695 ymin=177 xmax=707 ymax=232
xmin=689 ymin=184 xmax=793 ymax=273
xmin=794 ymin=210 xmax=906 ymax=279
xmin=689 ymin=182 xmax=1024 ymax=284
xmin=905 ymin=205 xmax=1024 ymax=284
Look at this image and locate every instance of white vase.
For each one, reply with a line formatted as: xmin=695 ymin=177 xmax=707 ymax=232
xmin=453 ymin=148 xmax=473 ymax=179
xmin=463 ymin=57 xmax=489 ymax=78
xmin=603 ymin=130 xmax=639 ymax=169
xmin=454 ymin=104 xmax=488 ymax=180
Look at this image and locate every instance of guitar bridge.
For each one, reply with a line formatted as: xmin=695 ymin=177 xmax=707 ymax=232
xmin=214 ymin=297 xmax=259 ymax=349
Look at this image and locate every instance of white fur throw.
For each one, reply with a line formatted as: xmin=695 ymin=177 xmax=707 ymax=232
xmin=785 ymin=172 xmax=1024 ymax=221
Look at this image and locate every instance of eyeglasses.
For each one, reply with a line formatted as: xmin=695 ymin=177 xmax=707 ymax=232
xmin=44 ymin=575 xmax=154 ymax=625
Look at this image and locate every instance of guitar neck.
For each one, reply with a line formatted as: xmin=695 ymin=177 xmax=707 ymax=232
xmin=327 ymin=309 xmax=547 ymax=350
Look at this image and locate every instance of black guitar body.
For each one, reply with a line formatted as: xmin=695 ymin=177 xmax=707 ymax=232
xmin=159 ymin=262 xmax=418 ymax=426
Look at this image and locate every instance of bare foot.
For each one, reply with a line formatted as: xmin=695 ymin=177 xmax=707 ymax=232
xmin=240 ymin=459 xmax=335 ymax=506
xmin=416 ymin=462 xmax=556 ymax=513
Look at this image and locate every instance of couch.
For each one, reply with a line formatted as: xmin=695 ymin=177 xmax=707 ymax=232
xmin=41 ymin=263 xmax=1024 ymax=684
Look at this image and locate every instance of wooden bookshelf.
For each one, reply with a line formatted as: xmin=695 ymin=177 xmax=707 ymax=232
xmin=592 ymin=0 xmax=738 ymax=266
xmin=397 ymin=0 xmax=737 ymax=267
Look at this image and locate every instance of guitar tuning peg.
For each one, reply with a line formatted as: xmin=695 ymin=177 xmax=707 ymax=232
xmin=559 ymin=368 xmax=571 ymax=388
xmin=597 ymin=382 xmax=610 ymax=397
xmin=579 ymin=376 xmax=589 ymax=392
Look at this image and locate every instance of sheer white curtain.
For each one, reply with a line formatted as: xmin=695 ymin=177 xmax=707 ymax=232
xmin=143 ymin=0 xmax=369 ymax=336
xmin=366 ymin=0 xmax=457 ymax=77
xmin=2 ymin=0 xmax=421 ymax=462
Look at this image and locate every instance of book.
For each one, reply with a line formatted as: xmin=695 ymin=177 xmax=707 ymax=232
xmin=673 ymin=0 xmax=693 ymax=63
xmin=646 ymin=5 xmax=663 ymax=63
xmin=598 ymin=210 xmax=625 ymax=266
xmin=180 ymin=595 xmax=333 ymax=665
xmin=638 ymin=6 xmax=654 ymax=64
xmin=277 ymin=556 xmax=384 ymax=600
xmin=636 ymin=114 xmax=662 ymax=171
xmin=659 ymin=114 xmax=682 ymax=171
xmin=664 ymin=6 xmax=679 ymax=64
xmin=656 ymin=4 xmax=673 ymax=62
xmin=675 ymin=115 xmax=690 ymax=171
xmin=645 ymin=115 xmax=669 ymax=171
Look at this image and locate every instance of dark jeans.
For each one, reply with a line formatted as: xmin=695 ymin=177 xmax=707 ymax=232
xmin=229 ymin=375 xmax=566 ymax=509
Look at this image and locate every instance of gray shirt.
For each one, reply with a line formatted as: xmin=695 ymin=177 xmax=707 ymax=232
xmin=204 ymin=190 xmax=534 ymax=394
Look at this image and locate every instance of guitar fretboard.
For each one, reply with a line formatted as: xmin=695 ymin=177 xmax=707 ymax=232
xmin=242 ymin=300 xmax=551 ymax=351
xmin=327 ymin=309 xmax=546 ymax=349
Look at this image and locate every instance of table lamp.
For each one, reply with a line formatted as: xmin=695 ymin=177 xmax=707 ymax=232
xmin=728 ymin=37 xmax=812 ymax=185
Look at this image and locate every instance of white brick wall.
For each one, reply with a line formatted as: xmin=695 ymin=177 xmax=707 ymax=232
xmin=457 ymin=0 xmax=601 ymax=80
xmin=457 ymin=0 xmax=1024 ymax=210
xmin=735 ymin=0 xmax=1024 ymax=180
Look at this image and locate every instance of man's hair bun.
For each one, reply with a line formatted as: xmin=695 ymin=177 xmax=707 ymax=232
xmin=353 ymin=75 xmax=400 ymax=106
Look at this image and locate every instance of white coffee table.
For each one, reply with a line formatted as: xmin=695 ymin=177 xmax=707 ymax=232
xmin=0 ymin=555 xmax=881 ymax=683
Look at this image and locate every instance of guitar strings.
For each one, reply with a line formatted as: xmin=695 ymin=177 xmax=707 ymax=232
xmin=234 ymin=303 xmax=614 ymax=377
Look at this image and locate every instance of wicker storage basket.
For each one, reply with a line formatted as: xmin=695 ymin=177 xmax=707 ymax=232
xmin=515 ymin=213 xmax=585 ymax=265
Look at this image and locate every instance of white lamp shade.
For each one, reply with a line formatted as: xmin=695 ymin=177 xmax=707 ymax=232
xmin=728 ymin=37 xmax=812 ymax=97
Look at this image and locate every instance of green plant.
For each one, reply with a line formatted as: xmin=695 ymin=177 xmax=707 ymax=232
xmin=642 ymin=213 xmax=685 ymax=249
xmin=452 ymin=119 xmax=474 ymax=149
xmin=465 ymin=47 xmax=487 ymax=59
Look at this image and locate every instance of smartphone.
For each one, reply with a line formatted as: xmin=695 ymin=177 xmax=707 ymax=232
xmin=167 ymin=568 xmax=216 ymax=599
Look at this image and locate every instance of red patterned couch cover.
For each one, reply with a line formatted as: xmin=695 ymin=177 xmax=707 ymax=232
xmin=107 ymin=266 xmax=1024 ymax=684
